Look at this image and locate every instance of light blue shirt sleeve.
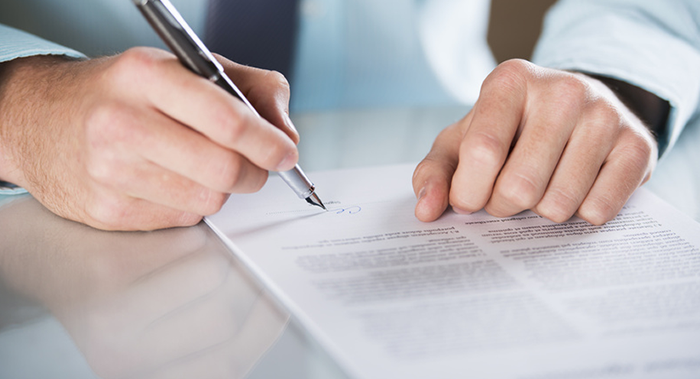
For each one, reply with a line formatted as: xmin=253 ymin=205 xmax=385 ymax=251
xmin=0 ymin=23 xmax=85 ymax=63
xmin=532 ymin=0 xmax=700 ymax=158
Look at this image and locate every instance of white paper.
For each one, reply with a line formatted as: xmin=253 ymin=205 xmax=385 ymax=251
xmin=206 ymin=164 xmax=700 ymax=379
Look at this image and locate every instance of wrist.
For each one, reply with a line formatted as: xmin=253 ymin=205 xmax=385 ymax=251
xmin=0 ymin=55 xmax=83 ymax=188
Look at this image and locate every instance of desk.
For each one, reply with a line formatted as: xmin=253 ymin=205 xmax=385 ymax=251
xmin=1 ymin=106 xmax=698 ymax=378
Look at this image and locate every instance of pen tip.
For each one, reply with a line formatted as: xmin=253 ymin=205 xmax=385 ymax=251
xmin=306 ymin=193 xmax=326 ymax=210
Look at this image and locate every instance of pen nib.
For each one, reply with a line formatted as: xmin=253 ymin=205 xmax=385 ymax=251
xmin=306 ymin=193 xmax=327 ymax=210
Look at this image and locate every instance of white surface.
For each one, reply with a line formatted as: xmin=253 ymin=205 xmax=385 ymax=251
xmin=644 ymin=116 xmax=700 ymax=221
xmin=208 ymin=164 xmax=700 ymax=379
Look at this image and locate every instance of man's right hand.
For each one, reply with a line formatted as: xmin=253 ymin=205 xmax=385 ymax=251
xmin=0 ymin=47 xmax=299 ymax=231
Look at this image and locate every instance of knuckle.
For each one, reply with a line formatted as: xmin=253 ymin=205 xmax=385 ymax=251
xmin=85 ymin=156 xmax=114 ymax=185
xmin=587 ymin=100 xmax=622 ymax=127
xmin=265 ymin=70 xmax=291 ymax=93
xmin=613 ymin=137 xmax=655 ymax=182
xmin=464 ymin=131 xmax=508 ymax=169
xmin=197 ymin=189 xmax=228 ymax=215
xmin=175 ymin=212 xmax=204 ymax=227
xmin=536 ymin=188 xmax=579 ymax=223
xmin=623 ymin=133 xmax=654 ymax=162
xmin=625 ymin=149 xmax=653 ymax=175
xmin=235 ymin=165 xmax=268 ymax=193
xmin=210 ymin=151 xmax=242 ymax=191
xmin=83 ymin=110 xmax=121 ymax=181
xmin=540 ymin=209 xmax=573 ymax=224
xmin=84 ymin=103 xmax=119 ymax=140
xmin=483 ymin=59 xmax=531 ymax=92
xmin=500 ymin=58 xmax=532 ymax=71
xmin=218 ymin=110 xmax=249 ymax=147
xmin=263 ymin=138 xmax=293 ymax=168
xmin=83 ymin=105 xmax=141 ymax=186
xmin=552 ymin=76 xmax=591 ymax=109
xmin=84 ymin=103 xmax=138 ymax=146
xmin=119 ymin=47 xmax=152 ymax=66
xmin=212 ymin=154 xmax=269 ymax=193
xmin=496 ymin=171 xmax=541 ymax=210
xmin=558 ymin=75 xmax=590 ymax=97
xmin=121 ymin=46 xmax=155 ymax=62
xmin=449 ymin=191 xmax=482 ymax=213
xmin=247 ymin=169 xmax=268 ymax=192
xmin=578 ymin=196 xmax=617 ymax=226
xmin=412 ymin=159 xmax=441 ymax=187
xmin=238 ymin=164 xmax=269 ymax=193
xmin=107 ymin=47 xmax=161 ymax=85
xmin=493 ymin=59 xmax=532 ymax=78
xmin=85 ymin=195 xmax=129 ymax=230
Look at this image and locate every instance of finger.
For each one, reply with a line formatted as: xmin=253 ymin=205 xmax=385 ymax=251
xmin=484 ymin=79 xmax=582 ymax=217
xmin=449 ymin=65 xmax=527 ymax=214
xmin=124 ymin=50 xmax=297 ymax=172
xmin=84 ymin=100 xmax=269 ymax=195
xmin=532 ymin=113 xmax=616 ymax=222
xmin=576 ymin=132 xmax=654 ymax=225
xmin=217 ymin=56 xmax=299 ymax=144
xmin=82 ymin=189 xmax=203 ymax=231
xmin=412 ymin=121 xmax=465 ymax=222
xmin=84 ymin=116 xmax=236 ymax=218
xmin=132 ymin=109 xmax=270 ymax=193
xmin=104 ymin=157 xmax=239 ymax=216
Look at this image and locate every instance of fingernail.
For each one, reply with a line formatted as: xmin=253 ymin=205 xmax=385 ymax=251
xmin=276 ymin=151 xmax=298 ymax=171
xmin=417 ymin=187 xmax=427 ymax=201
xmin=451 ymin=205 xmax=472 ymax=215
xmin=284 ymin=113 xmax=298 ymax=134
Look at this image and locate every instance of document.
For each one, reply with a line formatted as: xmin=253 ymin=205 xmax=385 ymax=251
xmin=206 ymin=164 xmax=700 ymax=379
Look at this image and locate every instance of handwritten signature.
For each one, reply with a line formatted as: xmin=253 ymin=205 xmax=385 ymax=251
xmin=328 ymin=206 xmax=362 ymax=215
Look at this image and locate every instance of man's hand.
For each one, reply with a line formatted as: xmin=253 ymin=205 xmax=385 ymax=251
xmin=0 ymin=47 xmax=299 ymax=231
xmin=413 ymin=59 xmax=658 ymax=225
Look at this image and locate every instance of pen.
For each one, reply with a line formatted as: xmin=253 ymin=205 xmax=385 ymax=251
xmin=133 ymin=0 xmax=326 ymax=210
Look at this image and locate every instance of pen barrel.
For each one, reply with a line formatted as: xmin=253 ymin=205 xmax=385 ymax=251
xmin=278 ymin=165 xmax=316 ymax=199
xmin=135 ymin=0 xmax=220 ymax=79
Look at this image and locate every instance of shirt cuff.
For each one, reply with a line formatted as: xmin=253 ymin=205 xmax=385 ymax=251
xmin=0 ymin=181 xmax=28 ymax=195
xmin=532 ymin=0 xmax=700 ymax=158
xmin=0 ymin=23 xmax=85 ymax=63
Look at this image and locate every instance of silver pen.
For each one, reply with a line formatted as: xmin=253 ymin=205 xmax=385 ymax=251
xmin=133 ymin=0 xmax=325 ymax=210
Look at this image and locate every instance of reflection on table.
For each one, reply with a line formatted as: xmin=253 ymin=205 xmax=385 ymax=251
xmin=0 ymin=195 xmax=348 ymax=379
